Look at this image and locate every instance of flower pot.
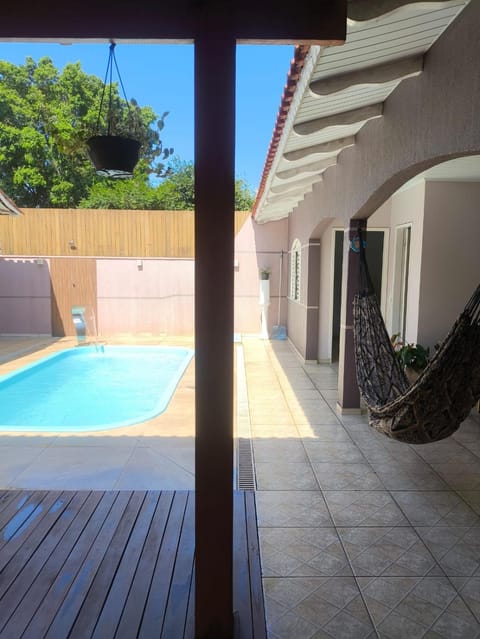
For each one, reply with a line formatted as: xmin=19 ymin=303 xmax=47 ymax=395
xmin=405 ymin=367 xmax=420 ymax=385
xmin=87 ymin=135 xmax=141 ymax=178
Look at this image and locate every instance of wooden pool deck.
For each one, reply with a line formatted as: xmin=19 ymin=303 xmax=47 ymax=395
xmin=0 ymin=489 xmax=266 ymax=639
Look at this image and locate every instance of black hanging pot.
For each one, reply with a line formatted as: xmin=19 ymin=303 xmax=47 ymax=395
xmin=87 ymin=135 xmax=141 ymax=179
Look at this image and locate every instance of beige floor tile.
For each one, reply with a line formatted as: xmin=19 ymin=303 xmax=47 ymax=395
xmin=256 ymin=463 xmax=319 ymax=490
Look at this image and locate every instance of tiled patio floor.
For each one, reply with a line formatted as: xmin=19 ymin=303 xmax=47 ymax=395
xmin=244 ymin=339 xmax=480 ymax=639
xmin=0 ymin=335 xmax=479 ymax=638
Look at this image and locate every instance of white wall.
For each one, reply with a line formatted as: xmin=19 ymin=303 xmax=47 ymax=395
xmin=417 ymin=181 xmax=480 ymax=347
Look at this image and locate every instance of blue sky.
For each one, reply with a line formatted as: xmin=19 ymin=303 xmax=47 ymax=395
xmin=0 ymin=43 xmax=293 ymax=191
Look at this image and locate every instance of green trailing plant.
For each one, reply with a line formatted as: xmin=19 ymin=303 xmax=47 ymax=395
xmin=391 ymin=333 xmax=430 ymax=373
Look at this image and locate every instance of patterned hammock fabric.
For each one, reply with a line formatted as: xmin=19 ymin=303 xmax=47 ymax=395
xmin=353 ymin=286 xmax=480 ymax=443
xmin=352 ymin=228 xmax=480 ymax=444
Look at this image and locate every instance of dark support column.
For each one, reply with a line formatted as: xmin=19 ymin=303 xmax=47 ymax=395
xmin=194 ymin=37 xmax=235 ymax=639
xmin=337 ymin=219 xmax=367 ymax=412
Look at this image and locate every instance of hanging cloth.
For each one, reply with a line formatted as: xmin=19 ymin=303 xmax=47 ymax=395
xmin=353 ymin=228 xmax=480 ymax=444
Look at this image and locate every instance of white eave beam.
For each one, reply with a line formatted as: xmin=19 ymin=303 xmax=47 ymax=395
xmin=283 ymin=135 xmax=355 ymax=162
xmin=310 ymin=54 xmax=423 ymax=96
xmin=271 ymin=174 xmax=323 ymax=194
xmin=276 ymin=157 xmax=337 ymax=180
xmin=347 ymin=0 xmax=453 ymax=21
xmin=293 ymin=103 xmax=383 ymax=135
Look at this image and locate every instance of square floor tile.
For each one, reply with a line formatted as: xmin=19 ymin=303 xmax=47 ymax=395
xmin=304 ymin=441 xmax=366 ymax=464
xmin=312 ymin=463 xmax=384 ymax=490
xmin=392 ymin=492 xmax=480 ymax=527
xmin=259 ymin=527 xmax=351 ymax=577
xmin=255 ymin=463 xmax=319 ymax=490
xmin=415 ymin=526 xmax=480 ymax=577
xmin=371 ymin=463 xmax=447 ymax=491
xmin=266 ymin=577 xmax=376 ymax=638
xmin=337 ymin=526 xmax=438 ymax=577
xmin=256 ymin=491 xmax=334 ymax=527
xmin=253 ymin=440 xmax=308 ymax=463
xmin=323 ymin=491 xmax=409 ymax=526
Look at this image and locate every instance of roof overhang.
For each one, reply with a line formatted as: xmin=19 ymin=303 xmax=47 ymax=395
xmin=0 ymin=189 xmax=22 ymax=216
xmin=253 ymin=0 xmax=471 ymax=223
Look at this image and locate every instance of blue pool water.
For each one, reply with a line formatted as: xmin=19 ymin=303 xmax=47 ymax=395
xmin=0 ymin=346 xmax=193 ymax=432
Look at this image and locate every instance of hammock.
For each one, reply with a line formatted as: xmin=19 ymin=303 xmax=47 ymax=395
xmin=353 ymin=231 xmax=480 ymax=444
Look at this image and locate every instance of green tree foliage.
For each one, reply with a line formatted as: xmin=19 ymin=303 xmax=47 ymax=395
xmin=0 ymin=58 xmax=255 ymax=211
xmin=0 ymin=57 xmax=171 ymax=207
xmin=81 ymin=159 xmax=256 ymax=210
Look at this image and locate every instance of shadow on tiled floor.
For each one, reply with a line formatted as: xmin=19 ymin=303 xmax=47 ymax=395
xmin=244 ymin=339 xmax=480 ymax=639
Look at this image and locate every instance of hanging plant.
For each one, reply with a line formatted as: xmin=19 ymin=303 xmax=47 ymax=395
xmin=87 ymin=42 xmax=173 ymax=180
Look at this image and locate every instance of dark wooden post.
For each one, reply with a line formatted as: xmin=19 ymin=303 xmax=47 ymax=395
xmin=194 ymin=36 xmax=235 ymax=638
xmin=337 ymin=219 xmax=367 ymax=412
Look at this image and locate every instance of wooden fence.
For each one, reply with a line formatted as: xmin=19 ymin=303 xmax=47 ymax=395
xmin=0 ymin=209 xmax=251 ymax=258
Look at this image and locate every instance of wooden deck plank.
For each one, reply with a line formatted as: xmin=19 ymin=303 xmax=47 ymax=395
xmin=0 ymin=491 xmax=63 ymax=568
xmin=0 ymin=491 xmax=94 ymax=633
xmin=245 ymin=491 xmax=267 ymax=639
xmin=40 ymin=491 xmax=133 ymax=639
xmin=90 ymin=490 xmax=161 ymax=638
xmin=115 ymin=491 xmax=175 ymax=637
xmin=185 ymin=564 xmax=195 ymax=639
xmin=138 ymin=491 xmax=189 ymax=638
xmin=161 ymin=491 xmax=195 ymax=638
xmin=0 ymin=491 xmax=43 ymax=532
xmin=233 ymin=490 xmax=253 ymax=638
xmin=0 ymin=491 xmax=108 ymax=637
xmin=0 ymin=490 xmax=266 ymax=639
xmin=0 ymin=492 xmax=76 ymax=598
xmin=0 ymin=490 xmax=22 ymax=517
xmin=68 ymin=491 xmax=147 ymax=639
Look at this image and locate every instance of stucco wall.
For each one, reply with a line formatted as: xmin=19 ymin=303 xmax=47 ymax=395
xmin=417 ymin=181 xmax=480 ymax=348
xmin=0 ymin=258 xmax=51 ymax=334
xmin=96 ymin=258 xmax=195 ymax=335
xmin=236 ymin=216 xmax=289 ymax=335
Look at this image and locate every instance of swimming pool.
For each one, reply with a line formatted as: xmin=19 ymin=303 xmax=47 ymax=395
xmin=0 ymin=346 xmax=193 ymax=432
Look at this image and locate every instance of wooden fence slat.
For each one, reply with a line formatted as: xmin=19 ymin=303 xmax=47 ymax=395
xmin=0 ymin=209 xmax=250 ymax=257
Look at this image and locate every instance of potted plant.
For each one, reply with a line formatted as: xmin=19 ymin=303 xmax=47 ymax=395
xmin=87 ymin=42 xmax=173 ymax=180
xmin=259 ymin=267 xmax=271 ymax=280
xmin=391 ymin=333 xmax=430 ymax=383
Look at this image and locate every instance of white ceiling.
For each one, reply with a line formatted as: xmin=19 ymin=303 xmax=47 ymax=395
xmin=255 ymin=0 xmax=470 ymax=223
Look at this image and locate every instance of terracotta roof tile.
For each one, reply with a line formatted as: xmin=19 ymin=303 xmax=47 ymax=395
xmin=252 ymin=45 xmax=309 ymax=218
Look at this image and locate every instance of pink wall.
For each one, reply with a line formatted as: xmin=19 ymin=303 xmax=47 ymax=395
xmin=235 ymin=216 xmax=289 ymax=334
xmin=0 ymin=258 xmax=51 ymax=334
xmin=96 ymin=258 xmax=195 ymax=335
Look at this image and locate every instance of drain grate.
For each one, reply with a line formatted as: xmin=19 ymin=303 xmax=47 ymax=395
xmin=237 ymin=437 xmax=256 ymax=490
xmin=235 ymin=343 xmax=256 ymax=490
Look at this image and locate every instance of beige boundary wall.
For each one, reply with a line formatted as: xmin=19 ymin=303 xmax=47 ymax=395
xmin=0 ymin=214 xmax=289 ymax=337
